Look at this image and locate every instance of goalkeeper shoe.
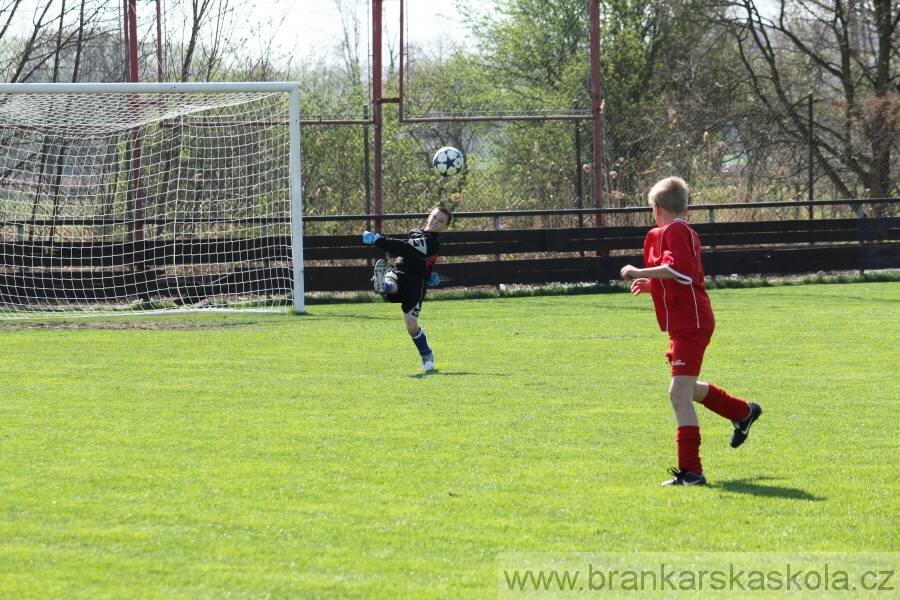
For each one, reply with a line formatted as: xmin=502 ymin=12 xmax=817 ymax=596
xmin=661 ymin=467 xmax=707 ymax=486
xmin=421 ymin=353 xmax=435 ymax=371
xmin=730 ymin=402 xmax=762 ymax=448
xmin=372 ymin=259 xmax=387 ymax=293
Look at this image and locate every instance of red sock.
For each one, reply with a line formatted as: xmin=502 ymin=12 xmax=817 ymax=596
xmin=700 ymin=384 xmax=750 ymax=421
xmin=676 ymin=426 xmax=702 ymax=474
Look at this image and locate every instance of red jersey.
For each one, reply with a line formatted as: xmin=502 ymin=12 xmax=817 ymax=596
xmin=643 ymin=219 xmax=715 ymax=334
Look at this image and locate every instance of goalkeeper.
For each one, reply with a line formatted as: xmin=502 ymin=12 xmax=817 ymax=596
xmin=362 ymin=205 xmax=452 ymax=371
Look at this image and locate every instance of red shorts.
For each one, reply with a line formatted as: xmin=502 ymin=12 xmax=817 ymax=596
xmin=665 ymin=329 xmax=714 ymax=377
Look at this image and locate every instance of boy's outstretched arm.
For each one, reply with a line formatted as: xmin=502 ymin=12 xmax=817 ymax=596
xmin=620 ymin=265 xmax=678 ymax=281
xmin=621 ymin=264 xmax=678 ymax=297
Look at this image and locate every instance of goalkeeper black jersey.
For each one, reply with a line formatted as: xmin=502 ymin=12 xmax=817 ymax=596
xmin=373 ymin=228 xmax=441 ymax=280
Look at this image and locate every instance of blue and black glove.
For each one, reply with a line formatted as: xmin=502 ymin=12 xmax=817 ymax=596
xmin=427 ymin=272 xmax=440 ymax=287
xmin=362 ymin=231 xmax=382 ymax=244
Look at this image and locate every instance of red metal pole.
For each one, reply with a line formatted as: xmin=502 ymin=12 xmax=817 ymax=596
xmin=127 ymin=0 xmax=139 ymax=83
xmin=122 ymin=0 xmax=130 ymax=77
xmin=589 ymin=0 xmax=604 ymax=226
xmin=156 ymin=0 xmax=163 ymax=82
xmin=126 ymin=0 xmax=143 ymax=243
xmin=398 ymin=0 xmax=404 ymax=119
xmin=372 ymin=0 xmax=383 ymax=234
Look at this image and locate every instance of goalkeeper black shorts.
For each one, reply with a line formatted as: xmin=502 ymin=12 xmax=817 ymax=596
xmin=385 ymin=266 xmax=427 ymax=316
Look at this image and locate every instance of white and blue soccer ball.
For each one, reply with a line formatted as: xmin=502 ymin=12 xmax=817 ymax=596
xmin=432 ymin=146 xmax=464 ymax=177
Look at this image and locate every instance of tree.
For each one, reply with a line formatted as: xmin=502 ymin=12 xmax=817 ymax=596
xmin=461 ymin=0 xmax=589 ymax=108
xmin=0 ymin=0 xmax=123 ymax=83
xmin=162 ymin=0 xmax=258 ymax=81
xmin=456 ymin=0 xmax=745 ymax=212
xmin=719 ymin=0 xmax=900 ymax=203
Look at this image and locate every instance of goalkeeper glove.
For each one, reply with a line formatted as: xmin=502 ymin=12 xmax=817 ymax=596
xmin=428 ymin=272 xmax=440 ymax=286
xmin=362 ymin=231 xmax=382 ymax=244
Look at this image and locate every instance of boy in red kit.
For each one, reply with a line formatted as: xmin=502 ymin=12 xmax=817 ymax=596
xmin=620 ymin=177 xmax=762 ymax=486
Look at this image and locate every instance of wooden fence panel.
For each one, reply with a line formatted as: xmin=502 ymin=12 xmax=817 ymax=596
xmin=0 ymin=217 xmax=897 ymax=299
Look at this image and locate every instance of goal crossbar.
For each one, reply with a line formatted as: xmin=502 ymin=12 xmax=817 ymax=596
xmin=0 ymin=82 xmax=300 ymax=94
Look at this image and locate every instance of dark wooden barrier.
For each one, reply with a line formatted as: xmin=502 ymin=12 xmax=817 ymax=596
xmin=306 ymin=217 xmax=900 ymax=291
xmin=0 ymin=216 xmax=897 ymax=301
xmin=0 ymin=237 xmax=293 ymax=303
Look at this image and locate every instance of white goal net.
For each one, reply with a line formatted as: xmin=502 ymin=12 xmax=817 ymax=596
xmin=0 ymin=82 xmax=304 ymax=319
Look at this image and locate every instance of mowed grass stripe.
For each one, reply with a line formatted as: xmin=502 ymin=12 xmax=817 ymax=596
xmin=0 ymin=282 xmax=897 ymax=598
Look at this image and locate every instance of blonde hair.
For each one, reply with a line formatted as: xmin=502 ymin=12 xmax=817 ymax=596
xmin=648 ymin=177 xmax=689 ymax=213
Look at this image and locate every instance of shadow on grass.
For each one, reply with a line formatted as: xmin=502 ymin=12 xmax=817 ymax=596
xmin=326 ymin=312 xmax=395 ymax=322
xmin=714 ymin=477 xmax=825 ymax=501
xmin=408 ymin=369 xmax=501 ymax=379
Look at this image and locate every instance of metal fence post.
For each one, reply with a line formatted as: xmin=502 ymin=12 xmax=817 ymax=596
xmin=494 ymin=215 xmax=500 ymax=263
xmin=808 ymin=93 xmax=814 ymax=219
xmin=574 ymin=100 xmax=583 ymax=229
xmin=494 ymin=215 xmax=503 ymax=291
xmin=364 ymin=103 xmax=371 ymax=233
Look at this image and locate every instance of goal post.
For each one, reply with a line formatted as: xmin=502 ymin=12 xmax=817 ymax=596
xmin=0 ymin=82 xmax=305 ymax=318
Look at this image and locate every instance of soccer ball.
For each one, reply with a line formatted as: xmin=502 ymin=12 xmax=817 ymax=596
xmin=432 ymin=146 xmax=464 ymax=177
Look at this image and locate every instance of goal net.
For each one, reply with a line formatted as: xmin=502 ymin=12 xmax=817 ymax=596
xmin=0 ymin=82 xmax=304 ymax=319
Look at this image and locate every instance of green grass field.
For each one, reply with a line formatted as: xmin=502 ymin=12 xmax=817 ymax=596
xmin=1 ymin=282 xmax=898 ymax=598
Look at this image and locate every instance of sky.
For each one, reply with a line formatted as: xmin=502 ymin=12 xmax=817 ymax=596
xmin=7 ymin=0 xmax=486 ymax=75
xmin=251 ymin=0 xmax=480 ymax=61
